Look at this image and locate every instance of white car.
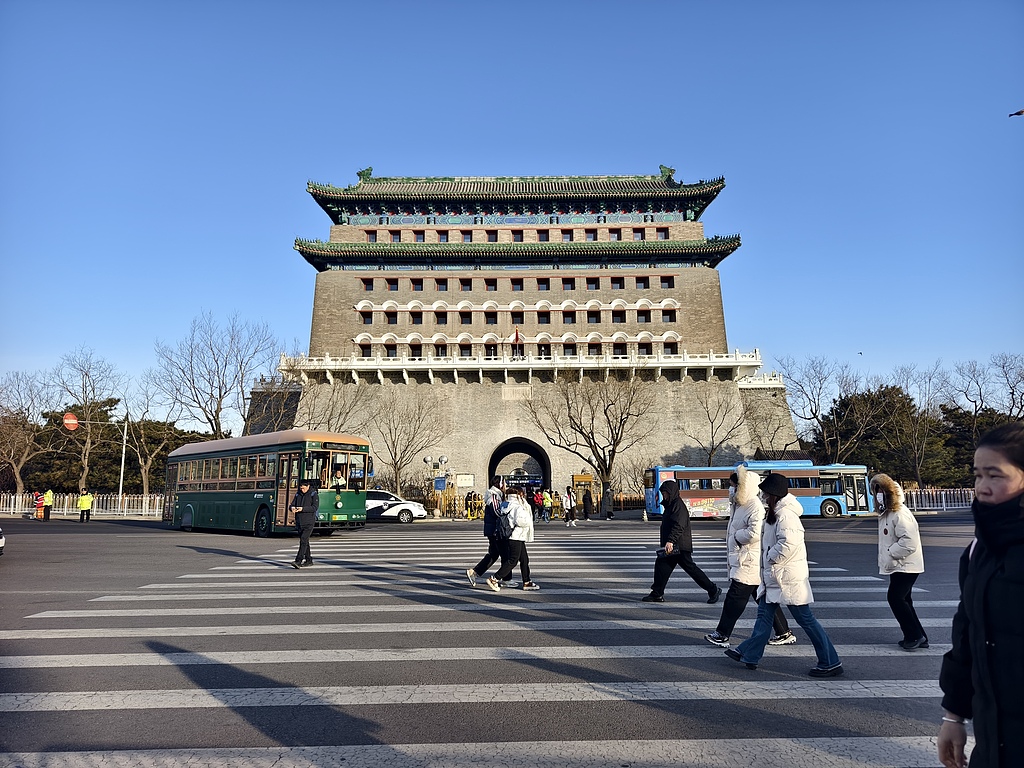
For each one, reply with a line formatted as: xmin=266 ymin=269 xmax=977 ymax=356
xmin=365 ymin=490 xmax=428 ymax=524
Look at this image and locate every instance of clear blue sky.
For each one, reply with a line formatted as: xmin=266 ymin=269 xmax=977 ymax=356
xmin=2 ymin=0 xmax=1021 ymax=385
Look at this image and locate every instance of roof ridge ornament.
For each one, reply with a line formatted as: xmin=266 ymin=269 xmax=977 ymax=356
xmin=356 ymin=166 xmax=373 ymax=183
xmin=659 ymin=165 xmax=676 ymax=183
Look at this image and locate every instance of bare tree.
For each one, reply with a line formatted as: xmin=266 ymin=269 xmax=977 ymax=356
xmin=122 ymin=370 xmax=186 ymax=496
xmin=882 ymin=362 xmax=948 ymax=488
xmin=612 ymin=449 xmax=658 ymax=500
xmin=991 ymin=352 xmax=1024 ymax=420
xmin=293 ymin=379 xmax=378 ymax=435
xmin=154 ymin=311 xmax=280 ymax=438
xmin=680 ymin=381 xmax=747 ymax=466
xmin=744 ymin=390 xmax=801 ymax=460
xmin=945 ymin=359 xmax=994 ymax=444
xmin=54 ymin=347 xmax=125 ymax=492
xmin=371 ymin=387 xmax=447 ymax=497
xmin=522 ymin=372 xmax=658 ymax=516
xmin=0 ymin=370 xmax=66 ymax=493
xmin=777 ymin=355 xmax=886 ymax=463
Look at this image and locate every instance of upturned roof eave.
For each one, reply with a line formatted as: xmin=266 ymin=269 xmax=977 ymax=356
xmin=293 ymin=236 xmax=741 ymax=271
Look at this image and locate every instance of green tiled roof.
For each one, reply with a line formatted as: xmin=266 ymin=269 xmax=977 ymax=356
xmin=307 ymin=166 xmax=725 ymax=204
xmin=294 ymin=235 xmax=741 ymax=272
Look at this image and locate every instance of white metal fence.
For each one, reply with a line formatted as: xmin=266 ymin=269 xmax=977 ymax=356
xmin=905 ymin=488 xmax=974 ymax=512
xmin=0 ymin=493 xmax=165 ymax=518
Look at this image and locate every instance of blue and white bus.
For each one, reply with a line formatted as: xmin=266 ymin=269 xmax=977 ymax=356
xmin=644 ymin=460 xmax=874 ymax=520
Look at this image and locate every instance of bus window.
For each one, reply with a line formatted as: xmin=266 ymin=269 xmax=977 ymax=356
xmin=222 ymin=456 xmax=238 ymax=480
xmin=257 ymin=455 xmax=269 ymax=478
xmin=306 ymin=450 xmax=330 ymax=487
xmin=789 ymin=476 xmax=813 ymax=489
xmin=265 ymin=454 xmax=277 ymax=479
xmin=348 ymin=454 xmax=366 ymax=491
xmin=643 ymin=470 xmax=656 ymax=490
xmin=330 ymin=452 xmax=349 ymax=490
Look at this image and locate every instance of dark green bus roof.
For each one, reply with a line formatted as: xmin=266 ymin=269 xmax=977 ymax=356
xmin=168 ymin=429 xmax=370 ymax=460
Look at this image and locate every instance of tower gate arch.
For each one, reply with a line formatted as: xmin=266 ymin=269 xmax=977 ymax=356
xmin=488 ymin=437 xmax=551 ymax=491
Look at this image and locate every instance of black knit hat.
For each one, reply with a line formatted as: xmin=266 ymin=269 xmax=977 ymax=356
xmin=758 ymin=473 xmax=790 ymax=498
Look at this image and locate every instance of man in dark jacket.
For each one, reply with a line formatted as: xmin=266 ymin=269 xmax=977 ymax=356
xmin=465 ymin=476 xmax=516 ymax=587
xmin=289 ymin=479 xmax=319 ymax=569
xmin=642 ymin=480 xmax=721 ymax=603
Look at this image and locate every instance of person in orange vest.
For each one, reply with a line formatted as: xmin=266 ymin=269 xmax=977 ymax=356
xmin=33 ymin=491 xmax=45 ymax=520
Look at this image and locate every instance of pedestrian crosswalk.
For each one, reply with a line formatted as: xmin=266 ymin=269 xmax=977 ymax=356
xmin=0 ymin=524 xmax=968 ymax=767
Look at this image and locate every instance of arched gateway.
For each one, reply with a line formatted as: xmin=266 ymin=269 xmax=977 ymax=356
xmin=489 ymin=437 xmax=551 ymax=491
xmin=275 ymin=166 xmax=799 ymax=498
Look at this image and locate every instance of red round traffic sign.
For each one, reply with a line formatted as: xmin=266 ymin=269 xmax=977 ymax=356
xmin=63 ymin=413 xmax=79 ymax=431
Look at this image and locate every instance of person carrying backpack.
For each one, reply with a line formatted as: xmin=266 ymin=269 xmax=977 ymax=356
xmin=465 ymin=477 xmax=517 ymax=588
xmin=488 ymin=488 xmax=540 ymax=591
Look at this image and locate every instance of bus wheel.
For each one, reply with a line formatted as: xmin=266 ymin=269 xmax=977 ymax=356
xmin=181 ymin=506 xmax=194 ymax=532
xmin=820 ymin=499 xmax=842 ymax=518
xmin=254 ymin=509 xmax=271 ymax=538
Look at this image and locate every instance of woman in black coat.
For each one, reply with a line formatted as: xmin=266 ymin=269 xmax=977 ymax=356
xmin=939 ymin=422 xmax=1024 ymax=768
xmin=641 ymin=480 xmax=720 ymax=603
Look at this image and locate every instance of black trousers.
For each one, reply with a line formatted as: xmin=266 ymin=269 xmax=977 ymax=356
xmin=79 ymin=508 xmax=91 ymax=522
xmin=43 ymin=505 xmax=52 ymax=521
xmin=495 ymin=539 xmax=531 ymax=583
xmin=474 ymin=534 xmax=510 ymax=577
xmin=716 ymin=579 xmax=790 ymax=637
xmin=294 ymin=512 xmax=315 ymax=564
xmin=651 ymin=549 xmax=716 ymax=597
xmin=887 ymin=571 xmax=925 ymax=641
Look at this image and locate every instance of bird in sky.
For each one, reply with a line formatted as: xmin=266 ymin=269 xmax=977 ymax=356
xmin=1010 ymin=109 xmax=1024 ymax=117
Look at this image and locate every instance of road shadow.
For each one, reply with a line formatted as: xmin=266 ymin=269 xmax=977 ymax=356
xmin=146 ymin=640 xmax=384 ymax=756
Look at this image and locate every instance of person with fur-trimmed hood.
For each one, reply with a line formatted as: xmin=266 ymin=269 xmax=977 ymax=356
xmin=705 ymin=466 xmax=795 ymax=648
xmin=725 ymin=473 xmax=843 ymax=677
xmin=871 ymin=473 xmax=927 ymax=650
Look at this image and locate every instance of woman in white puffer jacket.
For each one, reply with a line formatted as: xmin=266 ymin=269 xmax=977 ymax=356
xmin=488 ymin=488 xmax=540 ymax=591
xmin=871 ymin=473 xmax=926 ymax=649
xmin=727 ymin=473 xmax=843 ymax=677
xmin=705 ymin=466 xmax=794 ymax=647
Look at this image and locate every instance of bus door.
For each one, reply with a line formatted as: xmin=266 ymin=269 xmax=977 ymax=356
xmin=277 ymin=452 xmax=301 ymax=526
xmin=845 ymin=473 xmax=870 ymax=512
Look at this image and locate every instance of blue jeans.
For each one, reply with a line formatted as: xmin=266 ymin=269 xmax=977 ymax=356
xmin=736 ymin=597 xmax=841 ymax=668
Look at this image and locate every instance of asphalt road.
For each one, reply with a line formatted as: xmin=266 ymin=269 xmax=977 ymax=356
xmin=0 ymin=511 xmax=976 ymax=767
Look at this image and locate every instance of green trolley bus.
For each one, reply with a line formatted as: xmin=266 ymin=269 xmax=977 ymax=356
xmin=162 ymin=429 xmax=372 ymax=536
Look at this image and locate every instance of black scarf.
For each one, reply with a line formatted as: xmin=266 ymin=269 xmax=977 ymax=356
xmin=973 ymin=491 xmax=1024 ymax=552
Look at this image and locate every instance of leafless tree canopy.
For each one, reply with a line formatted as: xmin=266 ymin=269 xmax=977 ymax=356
xmin=679 ymin=381 xmax=746 ymax=466
xmin=0 ymin=370 xmax=66 ymax=493
xmin=777 ymin=355 xmax=886 ymax=463
xmin=744 ymin=392 xmax=801 ymax=460
xmin=293 ymin=380 xmax=378 ymax=435
xmin=121 ymin=369 xmax=185 ymax=496
xmin=990 ymin=352 xmax=1024 ymax=419
xmin=371 ymin=387 xmax=447 ymax=497
xmin=54 ymin=347 xmax=125 ymax=491
xmin=522 ymin=372 xmax=658 ymax=512
xmin=883 ymin=362 xmax=948 ymax=488
xmin=154 ymin=312 xmax=280 ymax=439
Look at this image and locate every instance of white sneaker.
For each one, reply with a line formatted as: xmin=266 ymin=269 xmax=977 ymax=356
xmin=466 ymin=569 xmax=477 ymax=587
xmin=486 ymin=577 xmax=501 ymax=592
xmin=768 ymin=631 xmax=797 ymax=646
xmin=704 ymin=631 xmax=731 ymax=648
xmin=571 ymin=521 xmax=577 ymax=527
xmin=502 ymin=581 xmax=519 ymax=589
xmin=566 ymin=521 xmax=571 ymax=527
